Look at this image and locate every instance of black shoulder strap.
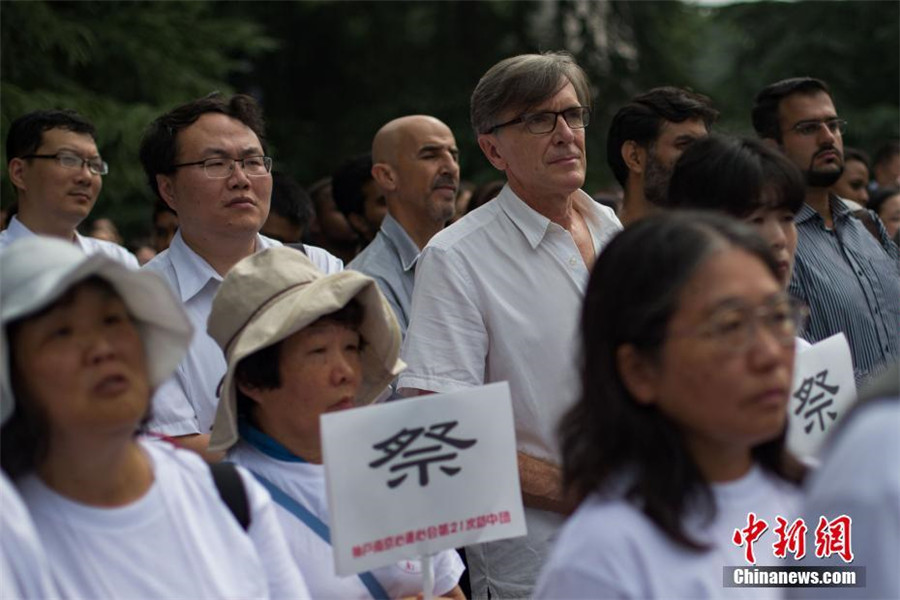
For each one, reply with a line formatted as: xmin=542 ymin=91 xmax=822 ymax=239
xmin=209 ymin=461 xmax=251 ymax=531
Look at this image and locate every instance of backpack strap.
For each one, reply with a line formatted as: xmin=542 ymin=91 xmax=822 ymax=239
xmin=210 ymin=461 xmax=251 ymax=531
xmin=250 ymin=471 xmax=389 ymax=600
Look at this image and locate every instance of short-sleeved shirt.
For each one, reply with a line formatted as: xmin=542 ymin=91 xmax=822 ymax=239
xmin=789 ymin=196 xmax=900 ymax=383
xmin=398 ymin=184 xmax=622 ymax=597
xmin=228 ymin=440 xmax=464 ymax=599
xmin=535 ymin=465 xmax=802 ymax=599
xmin=1 ymin=472 xmax=56 ymax=599
xmin=0 ymin=215 xmax=139 ymax=268
xmin=347 ymin=213 xmax=419 ymax=336
xmin=144 ymin=231 xmax=343 ymax=436
xmin=17 ymin=438 xmax=310 ymax=599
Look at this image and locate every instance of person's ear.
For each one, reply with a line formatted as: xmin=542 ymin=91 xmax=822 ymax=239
xmin=156 ymin=174 xmax=179 ymax=212
xmin=236 ymin=380 xmax=265 ymax=405
xmin=371 ymin=163 xmax=397 ymax=193
xmin=8 ymin=158 xmax=27 ymax=192
xmin=616 ymin=344 xmax=659 ymax=405
xmin=621 ymin=140 xmax=646 ymax=175
xmin=760 ymin=137 xmax=780 ymax=151
xmin=347 ymin=212 xmax=369 ymax=237
xmin=477 ymin=134 xmax=508 ymax=172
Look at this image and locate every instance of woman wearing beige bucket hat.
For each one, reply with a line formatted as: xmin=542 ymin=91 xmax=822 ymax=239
xmin=0 ymin=237 xmax=311 ymax=599
xmin=208 ymin=246 xmax=466 ymax=599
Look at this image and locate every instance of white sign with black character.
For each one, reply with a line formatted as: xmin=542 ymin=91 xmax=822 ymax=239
xmin=321 ymin=381 xmax=526 ymax=585
xmin=787 ymin=333 xmax=856 ymax=464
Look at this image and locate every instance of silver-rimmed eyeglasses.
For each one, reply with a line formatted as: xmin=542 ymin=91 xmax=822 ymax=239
xmin=489 ymin=106 xmax=591 ymax=135
xmin=21 ymin=151 xmax=109 ymax=176
xmin=671 ymin=295 xmax=808 ymax=356
xmin=788 ymin=118 xmax=847 ymax=137
xmin=172 ymin=155 xmax=273 ymax=179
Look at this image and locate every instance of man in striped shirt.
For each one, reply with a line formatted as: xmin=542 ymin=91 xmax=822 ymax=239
xmin=752 ymin=77 xmax=900 ymax=383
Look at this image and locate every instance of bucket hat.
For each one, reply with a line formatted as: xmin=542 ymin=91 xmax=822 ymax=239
xmin=207 ymin=246 xmax=404 ymax=451
xmin=0 ymin=237 xmax=192 ymax=423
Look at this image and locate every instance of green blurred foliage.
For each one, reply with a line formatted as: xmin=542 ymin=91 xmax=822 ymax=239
xmin=695 ymin=0 xmax=900 ymax=154
xmin=2 ymin=0 xmax=897 ymax=245
xmin=1 ymin=0 xmax=275 ymax=241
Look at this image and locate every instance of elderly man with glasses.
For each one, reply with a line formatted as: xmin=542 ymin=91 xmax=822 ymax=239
xmin=139 ymin=93 xmax=341 ymax=459
xmin=752 ymin=77 xmax=900 ymax=385
xmin=398 ymin=52 xmax=622 ymax=599
xmin=2 ymin=109 xmax=138 ymax=267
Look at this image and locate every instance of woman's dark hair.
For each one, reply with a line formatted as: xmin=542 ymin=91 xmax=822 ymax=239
xmin=665 ymin=134 xmax=805 ymax=218
xmin=234 ymin=299 xmax=365 ymax=424
xmin=868 ymin=186 xmax=900 ymax=217
xmin=1 ymin=277 xmax=150 ymax=478
xmin=559 ymin=211 xmax=804 ymax=551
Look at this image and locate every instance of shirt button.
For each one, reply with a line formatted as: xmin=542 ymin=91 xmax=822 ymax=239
xmin=569 ymin=256 xmax=578 ymax=267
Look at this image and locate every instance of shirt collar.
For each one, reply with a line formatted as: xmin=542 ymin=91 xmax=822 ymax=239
xmin=5 ymin=216 xmax=82 ymax=246
xmin=380 ymin=213 xmax=420 ymax=272
xmin=496 ymin=184 xmax=599 ymax=250
xmin=796 ymin=193 xmax=852 ymax=225
xmin=4 ymin=216 xmax=33 ymax=242
xmin=165 ymin=230 xmax=223 ymax=302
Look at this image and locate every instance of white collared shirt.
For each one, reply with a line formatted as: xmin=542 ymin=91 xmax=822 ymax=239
xmin=399 ymin=185 xmax=621 ymax=461
xmin=144 ymin=231 xmax=343 ymax=436
xmin=0 ymin=215 xmax=139 ymax=268
xmin=398 ymin=184 xmax=622 ymax=597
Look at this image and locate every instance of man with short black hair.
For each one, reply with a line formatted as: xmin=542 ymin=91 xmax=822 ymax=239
xmin=140 ymin=93 xmax=341 ymax=457
xmin=400 ymin=52 xmax=621 ymax=598
xmin=261 ymin=171 xmax=313 ymax=244
xmin=870 ymin=140 xmax=900 ymax=192
xmin=2 ymin=109 xmax=138 ymax=267
xmin=606 ymin=87 xmax=718 ymax=225
xmin=752 ymin=77 xmax=900 ymax=383
xmin=332 ymin=153 xmax=387 ymax=252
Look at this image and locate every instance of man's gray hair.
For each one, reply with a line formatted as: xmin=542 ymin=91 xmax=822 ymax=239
xmin=470 ymin=51 xmax=591 ymax=136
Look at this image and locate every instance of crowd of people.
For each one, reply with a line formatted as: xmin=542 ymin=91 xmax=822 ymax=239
xmin=1 ymin=50 xmax=898 ymax=600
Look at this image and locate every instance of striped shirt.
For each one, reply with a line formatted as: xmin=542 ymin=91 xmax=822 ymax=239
xmin=789 ymin=195 xmax=900 ymax=383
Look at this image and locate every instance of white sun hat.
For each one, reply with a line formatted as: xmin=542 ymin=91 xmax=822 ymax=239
xmin=207 ymin=246 xmax=405 ymax=452
xmin=0 ymin=236 xmax=192 ymax=423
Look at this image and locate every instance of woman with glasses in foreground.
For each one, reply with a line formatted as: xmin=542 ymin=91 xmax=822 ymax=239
xmin=0 ymin=237 xmax=310 ymax=599
xmin=536 ymin=213 xmax=806 ymax=599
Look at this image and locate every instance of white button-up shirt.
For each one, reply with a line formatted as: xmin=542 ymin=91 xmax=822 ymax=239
xmin=398 ymin=184 xmax=622 ymax=597
xmin=0 ymin=216 xmax=139 ymax=268
xmin=144 ymin=231 xmax=342 ymax=436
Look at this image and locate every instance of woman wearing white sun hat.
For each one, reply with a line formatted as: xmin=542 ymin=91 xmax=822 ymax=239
xmin=0 ymin=236 xmax=311 ymax=599
xmin=208 ymin=246 xmax=466 ymax=600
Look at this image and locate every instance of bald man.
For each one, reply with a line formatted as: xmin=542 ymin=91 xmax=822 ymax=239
xmin=347 ymin=115 xmax=460 ymax=335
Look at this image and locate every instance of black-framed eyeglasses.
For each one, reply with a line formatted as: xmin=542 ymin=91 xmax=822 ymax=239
xmin=21 ymin=151 xmax=108 ymax=176
xmin=788 ymin=118 xmax=847 ymax=137
xmin=172 ymin=155 xmax=273 ymax=179
xmin=489 ymin=106 xmax=591 ymax=135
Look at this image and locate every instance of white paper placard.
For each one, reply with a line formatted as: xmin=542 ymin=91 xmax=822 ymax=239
xmin=321 ymin=381 xmax=527 ymax=576
xmin=787 ymin=333 xmax=857 ymax=462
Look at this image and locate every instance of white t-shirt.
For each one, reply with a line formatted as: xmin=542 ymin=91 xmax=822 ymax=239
xmin=0 ymin=215 xmax=139 ymax=268
xmin=536 ymin=465 xmax=802 ymax=599
xmin=398 ymin=185 xmax=622 ymax=597
xmin=228 ymin=440 xmax=465 ymax=599
xmin=144 ymin=231 xmax=343 ymax=436
xmin=16 ymin=438 xmax=311 ymax=600
xmin=1 ymin=472 xmax=56 ymax=600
